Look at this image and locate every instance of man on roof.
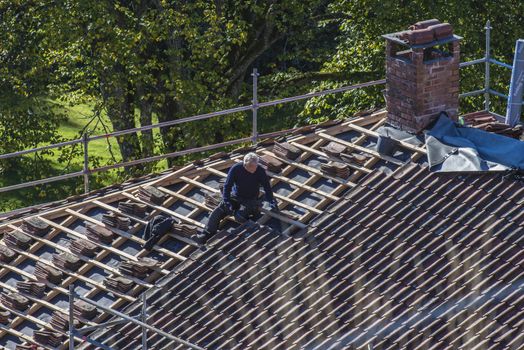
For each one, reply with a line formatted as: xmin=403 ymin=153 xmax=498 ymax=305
xmin=197 ymin=152 xmax=278 ymax=244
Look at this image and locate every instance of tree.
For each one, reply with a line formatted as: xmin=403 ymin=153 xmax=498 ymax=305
xmin=34 ymin=0 xmax=342 ymax=167
xmin=300 ymin=0 xmax=524 ymax=121
xmin=0 ymin=1 xmax=65 ymax=168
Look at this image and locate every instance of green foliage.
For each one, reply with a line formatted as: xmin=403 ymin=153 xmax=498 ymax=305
xmin=2 ymin=0 xmax=524 ymax=212
xmin=301 ymin=0 xmax=524 ymax=120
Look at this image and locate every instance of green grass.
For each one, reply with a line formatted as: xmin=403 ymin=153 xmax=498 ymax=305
xmin=1 ymin=99 xmax=167 ymax=213
xmin=50 ymin=100 xmax=122 ymax=164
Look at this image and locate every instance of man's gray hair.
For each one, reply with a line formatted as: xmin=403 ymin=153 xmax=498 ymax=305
xmin=243 ymin=152 xmax=259 ymax=166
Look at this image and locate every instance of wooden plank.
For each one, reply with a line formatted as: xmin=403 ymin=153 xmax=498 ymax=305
xmin=0 ymin=242 xmax=135 ymax=303
xmin=121 ymin=192 xmax=205 ymax=228
xmin=93 ymin=200 xmax=149 ymax=225
xmin=0 ymin=266 xmax=97 ymax=324
xmin=7 ymin=224 xmax=153 ymax=289
xmin=290 ymin=141 xmax=372 ymax=174
xmin=261 ymin=150 xmax=357 ymax=187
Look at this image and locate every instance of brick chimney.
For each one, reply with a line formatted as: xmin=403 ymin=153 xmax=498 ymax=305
xmin=383 ymin=20 xmax=461 ymax=133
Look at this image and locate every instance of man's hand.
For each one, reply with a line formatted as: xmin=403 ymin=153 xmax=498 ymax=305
xmin=269 ymin=199 xmax=279 ymax=211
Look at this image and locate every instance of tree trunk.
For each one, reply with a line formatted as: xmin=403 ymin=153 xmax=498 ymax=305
xmin=156 ymin=98 xmax=185 ymax=167
xmin=137 ymin=85 xmax=154 ymax=158
xmin=101 ymin=80 xmax=142 ymax=170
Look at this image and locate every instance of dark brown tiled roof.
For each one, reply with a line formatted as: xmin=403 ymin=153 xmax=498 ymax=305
xmin=88 ymin=164 xmax=524 ymax=350
xmin=4 ymin=110 xmax=429 ymax=349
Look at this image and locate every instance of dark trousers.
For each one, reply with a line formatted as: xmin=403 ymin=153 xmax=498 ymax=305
xmin=205 ymin=196 xmax=262 ymax=235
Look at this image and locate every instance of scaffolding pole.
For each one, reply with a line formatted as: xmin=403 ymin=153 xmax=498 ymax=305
xmin=252 ymin=68 xmax=260 ymax=144
xmin=69 ymin=285 xmax=75 ymax=350
xmin=70 ymin=291 xmax=205 ymax=350
xmin=82 ymin=132 xmax=90 ymax=194
xmin=485 ymin=20 xmax=492 ymax=111
xmin=141 ymin=293 xmax=148 ymax=350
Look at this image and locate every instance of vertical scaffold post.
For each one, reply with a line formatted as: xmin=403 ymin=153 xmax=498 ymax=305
xmin=141 ymin=293 xmax=147 ymax=350
xmin=82 ymin=132 xmax=90 ymax=194
xmin=484 ymin=20 xmax=492 ymax=111
xmin=252 ymin=68 xmax=260 ymax=145
xmin=69 ymin=284 xmax=75 ymax=350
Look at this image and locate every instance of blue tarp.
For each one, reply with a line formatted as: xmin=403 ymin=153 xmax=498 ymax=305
xmin=425 ymin=114 xmax=524 ymax=172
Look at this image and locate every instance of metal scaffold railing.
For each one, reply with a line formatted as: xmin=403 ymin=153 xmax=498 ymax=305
xmin=0 ymin=21 xmax=519 ymax=199
xmin=68 ymin=285 xmax=205 ymax=350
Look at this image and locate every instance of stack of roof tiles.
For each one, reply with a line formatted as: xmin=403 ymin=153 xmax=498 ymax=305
xmin=273 ymin=142 xmax=301 ymax=160
xmin=172 ymin=223 xmax=200 ymax=239
xmin=204 ymin=191 xmax=222 ymax=209
xmin=461 ymin=111 xmax=523 ymax=139
xmin=340 ymin=152 xmax=369 ymax=165
xmin=320 ymin=161 xmax=351 ymax=178
xmin=20 ymin=218 xmax=50 ymax=236
xmin=74 ymin=300 xmax=98 ymax=321
xmin=0 ymin=310 xmax=10 ymax=324
xmin=118 ymin=201 xmax=148 ymax=217
xmin=52 ymin=252 xmax=82 ymax=271
xmin=403 ymin=19 xmax=453 ymax=45
xmin=138 ymin=186 xmax=167 ymax=205
xmin=16 ymin=281 xmax=46 ymax=298
xmin=50 ymin=311 xmax=80 ymax=331
xmin=33 ymin=331 xmax=63 ymax=348
xmin=0 ymin=245 xmax=16 ymax=263
xmin=0 ymin=293 xmax=30 ymax=312
xmin=104 ymin=276 xmax=135 ymax=293
xmin=321 ymin=141 xmax=346 ymax=158
xmin=259 ymin=154 xmax=284 ymax=173
xmin=34 ymin=262 xmax=63 ymax=285
xmin=89 ymin=164 xmax=524 ymax=350
xmin=119 ymin=257 xmax=158 ymax=279
xmin=69 ymin=238 xmax=98 ymax=257
xmin=101 ymin=212 xmax=131 ymax=231
xmin=4 ymin=230 xmax=32 ymax=250
xmin=15 ymin=345 xmax=45 ymax=350
xmin=86 ymin=223 xmax=114 ymax=244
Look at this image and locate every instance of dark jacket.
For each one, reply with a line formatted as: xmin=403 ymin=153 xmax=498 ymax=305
xmin=223 ymin=163 xmax=274 ymax=204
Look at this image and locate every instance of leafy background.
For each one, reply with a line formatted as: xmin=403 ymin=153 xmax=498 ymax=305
xmin=1 ymin=0 xmax=523 ymax=212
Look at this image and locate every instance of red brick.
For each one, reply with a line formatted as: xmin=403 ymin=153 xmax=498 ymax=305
xmin=385 ymin=28 xmax=460 ymax=134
